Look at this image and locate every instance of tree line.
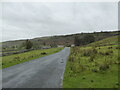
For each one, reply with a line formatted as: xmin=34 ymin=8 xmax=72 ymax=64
xmin=22 ymin=34 xmax=95 ymax=50
xmin=74 ymin=34 xmax=95 ymax=46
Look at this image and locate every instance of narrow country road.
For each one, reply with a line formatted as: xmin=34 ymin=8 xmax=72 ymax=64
xmin=2 ymin=47 xmax=70 ymax=88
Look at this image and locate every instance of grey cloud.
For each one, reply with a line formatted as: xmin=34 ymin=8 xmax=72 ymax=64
xmin=1 ymin=2 xmax=118 ymax=42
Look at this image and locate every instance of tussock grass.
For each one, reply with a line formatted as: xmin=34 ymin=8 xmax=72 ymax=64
xmin=63 ymin=35 xmax=119 ymax=88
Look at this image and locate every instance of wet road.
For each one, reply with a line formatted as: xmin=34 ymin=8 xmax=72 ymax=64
xmin=2 ymin=47 xmax=70 ymax=88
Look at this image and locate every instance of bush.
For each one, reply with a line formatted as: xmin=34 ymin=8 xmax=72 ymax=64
xmin=83 ymin=34 xmax=95 ymax=45
xmin=2 ymin=63 xmax=5 ymax=65
xmin=104 ymin=52 xmax=110 ymax=55
xmin=74 ymin=36 xmax=81 ymax=46
xmin=74 ymin=35 xmax=95 ymax=46
xmin=108 ymin=47 xmax=112 ymax=49
xmin=99 ymin=64 xmax=109 ymax=71
xmin=99 ymin=52 xmax=104 ymax=55
xmin=106 ymin=60 xmax=113 ymax=65
xmin=41 ymin=52 xmax=47 ymax=55
xmin=83 ymin=48 xmax=97 ymax=57
xmin=116 ymin=46 xmax=120 ymax=49
xmin=89 ymin=55 xmax=95 ymax=62
xmin=93 ymin=48 xmax=98 ymax=54
xmin=81 ymin=65 xmax=86 ymax=71
xmin=14 ymin=56 xmax=20 ymax=60
xmin=72 ymin=47 xmax=80 ymax=54
xmin=50 ymin=44 xmax=57 ymax=47
xmin=92 ymin=69 xmax=98 ymax=72
xmin=82 ymin=76 xmax=86 ymax=79
xmin=91 ymin=80 xmax=94 ymax=82
xmin=69 ymin=56 xmax=75 ymax=62
xmin=99 ymin=50 xmax=113 ymax=56
xmin=83 ymin=50 xmax=92 ymax=56
xmin=25 ymin=39 xmax=33 ymax=50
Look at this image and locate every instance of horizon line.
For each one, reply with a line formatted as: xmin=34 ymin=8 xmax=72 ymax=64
xmin=1 ymin=30 xmax=119 ymax=43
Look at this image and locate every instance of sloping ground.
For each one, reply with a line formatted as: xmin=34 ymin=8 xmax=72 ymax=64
xmin=88 ymin=35 xmax=119 ymax=46
xmin=2 ymin=31 xmax=119 ymax=51
xmin=63 ymin=36 xmax=119 ymax=88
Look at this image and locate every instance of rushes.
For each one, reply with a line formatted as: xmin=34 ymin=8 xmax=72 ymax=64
xmin=68 ymin=45 xmax=117 ymax=75
xmin=64 ymin=44 xmax=118 ymax=88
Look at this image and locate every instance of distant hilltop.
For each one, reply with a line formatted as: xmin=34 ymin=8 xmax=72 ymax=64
xmin=1 ymin=30 xmax=119 ymax=52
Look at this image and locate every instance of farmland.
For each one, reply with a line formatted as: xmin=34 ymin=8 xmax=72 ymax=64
xmin=1 ymin=47 xmax=64 ymax=69
xmin=63 ymin=35 xmax=119 ymax=88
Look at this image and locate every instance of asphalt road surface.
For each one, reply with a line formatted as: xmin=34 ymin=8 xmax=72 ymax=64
xmin=2 ymin=47 xmax=70 ymax=88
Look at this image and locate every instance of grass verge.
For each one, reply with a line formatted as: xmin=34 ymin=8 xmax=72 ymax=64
xmin=63 ymin=45 xmax=119 ymax=88
xmin=1 ymin=47 xmax=64 ymax=69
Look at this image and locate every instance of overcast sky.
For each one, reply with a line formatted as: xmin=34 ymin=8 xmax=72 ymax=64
xmin=1 ymin=2 xmax=118 ymax=42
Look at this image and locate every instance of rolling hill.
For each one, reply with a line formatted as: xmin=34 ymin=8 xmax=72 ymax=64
xmin=88 ymin=35 xmax=120 ymax=46
xmin=1 ymin=31 xmax=119 ymax=52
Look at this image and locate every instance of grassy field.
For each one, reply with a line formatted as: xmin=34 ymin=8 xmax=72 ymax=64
xmin=1 ymin=47 xmax=64 ymax=69
xmin=63 ymin=35 xmax=119 ymax=88
xmin=88 ymin=35 xmax=119 ymax=46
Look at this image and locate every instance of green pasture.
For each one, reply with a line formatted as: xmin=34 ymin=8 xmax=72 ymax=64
xmin=1 ymin=47 xmax=64 ymax=69
xmin=63 ymin=36 xmax=119 ymax=88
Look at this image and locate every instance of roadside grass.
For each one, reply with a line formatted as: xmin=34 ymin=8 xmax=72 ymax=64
xmin=1 ymin=47 xmax=64 ymax=69
xmin=63 ymin=36 xmax=119 ymax=88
